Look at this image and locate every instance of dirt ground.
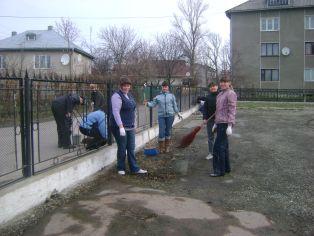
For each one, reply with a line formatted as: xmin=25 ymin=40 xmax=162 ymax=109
xmin=1 ymin=103 xmax=314 ymax=236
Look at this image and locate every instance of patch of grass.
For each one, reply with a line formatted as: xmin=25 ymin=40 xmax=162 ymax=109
xmin=237 ymin=101 xmax=314 ymax=110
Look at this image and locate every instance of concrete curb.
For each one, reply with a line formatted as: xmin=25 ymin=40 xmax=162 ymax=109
xmin=0 ymin=106 xmax=198 ymax=225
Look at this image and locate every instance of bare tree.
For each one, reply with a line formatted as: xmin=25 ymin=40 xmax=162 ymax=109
xmin=81 ymin=39 xmax=95 ymax=55
xmin=154 ymin=32 xmax=184 ymax=84
xmin=128 ymin=40 xmax=157 ymax=83
xmin=206 ymin=32 xmax=222 ymax=81
xmin=218 ymin=39 xmax=243 ymax=86
xmin=172 ymin=0 xmax=208 ymax=80
xmin=220 ymin=41 xmax=231 ymax=74
xmin=4 ymin=55 xmax=23 ymax=75
xmin=55 ymin=18 xmax=80 ymax=79
xmin=99 ymin=26 xmax=140 ymax=77
xmin=228 ymin=44 xmax=243 ymax=86
xmin=92 ymin=48 xmax=113 ymax=76
xmin=55 ymin=18 xmax=80 ymax=43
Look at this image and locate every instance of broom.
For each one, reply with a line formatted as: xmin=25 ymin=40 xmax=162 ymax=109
xmin=177 ymin=113 xmax=215 ymax=148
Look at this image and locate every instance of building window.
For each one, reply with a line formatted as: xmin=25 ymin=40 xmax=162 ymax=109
xmin=267 ymin=0 xmax=289 ymax=6
xmin=261 ymin=69 xmax=279 ymax=81
xmin=35 ymin=55 xmax=51 ymax=69
xmin=304 ymin=69 xmax=314 ymax=82
xmin=0 ymin=55 xmax=5 ymax=69
xmin=261 ymin=43 xmax=279 ymax=56
xmin=305 ymin=16 xmax=314 ymax=29
xmin=26 ymin=33 xmax=36 ymax=41
xmin=305 ymin=42 xmax=314 ymax=55
xmin=261 ymin=17 xmax=280 ymax=31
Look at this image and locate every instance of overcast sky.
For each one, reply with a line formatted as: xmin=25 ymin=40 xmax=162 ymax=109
xmin=0 ymin=0 xmax=246 ymax=46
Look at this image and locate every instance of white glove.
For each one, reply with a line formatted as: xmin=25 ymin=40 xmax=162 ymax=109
xmin=119 ymin=127 xmax=126 ymax=136
xmin=177 ymin=112 xmax=183 ymax=120
xmin=212 ymin=124 xmax=217 ymax=133
xmin=200 ymin=100 xmax=205 ymax=105
xmin=226 ymin=125 xmax=232 ymax=136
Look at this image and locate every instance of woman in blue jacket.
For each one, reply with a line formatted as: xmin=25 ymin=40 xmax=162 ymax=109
xmin=79 ymin=110 xmax=107 ymax=150
xmin=145 ymin=81 xmax=182 ymax=153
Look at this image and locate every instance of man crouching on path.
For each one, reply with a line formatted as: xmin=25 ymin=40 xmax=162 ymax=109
xmin=210 ymin=77 xmax=237 ymax=177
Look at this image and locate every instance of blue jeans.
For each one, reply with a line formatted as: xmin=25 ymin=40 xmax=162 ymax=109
xmin=213 ymin=123 xmax=231 ymax=175
xmin=111 ymin=127 xmax=140 ymax=173
xmin=158 ymin=116 xmax=175 ymax=141
xmin=206 ymin=119 xmax=215 ymax=155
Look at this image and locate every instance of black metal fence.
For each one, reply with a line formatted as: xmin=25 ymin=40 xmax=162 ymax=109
xmin=0 ymin=74 xmax=205 ymax=188
xmin=235 ymin=88 xmax=314 ymax=102
xmin=0 ymin=77 xmax=25 ymax=187
xmin=2 ymin=72 xmax=313 ymax=189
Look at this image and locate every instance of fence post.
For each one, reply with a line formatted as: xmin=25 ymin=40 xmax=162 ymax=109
xmin=179 ymin=87 xmax=182 ymax=112
xmin=149 ymin=82 xmax=153 ymax=128
xmin=22 ymin=71 xmax=32 ymax=177
xmin=30 ymin=79 xmax=36 ymax=174
xmin=19 ymin=78 xmax=26 ymax=176
xmin=303 ymin=89 xmax=306 ymax=103
xmin=106 ymin=82 xmax=112 ymax=145
xmin=188 ymin=86 xmax=191 ymax=109
xmin=277 ymin=89 xmax=279 ymax=101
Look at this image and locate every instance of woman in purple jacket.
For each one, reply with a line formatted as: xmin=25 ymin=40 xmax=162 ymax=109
xmin=210 ymin=77 xmax=237 ymax=177
xmin=110 ymin=77 xmax=147 ymax=176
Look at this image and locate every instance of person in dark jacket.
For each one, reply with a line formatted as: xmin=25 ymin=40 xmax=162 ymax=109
xmin=79 ymin=110 xmax=107 ymax=150
xmin=203 ymin=82 xmax=219 ymax=160
xmin=110 ymin=77 xmax=147 ymax=176
xmin=51 ymin=94 xmax=83 ymax=149
xmin=90 ymin=84 xmax=106 ymax=112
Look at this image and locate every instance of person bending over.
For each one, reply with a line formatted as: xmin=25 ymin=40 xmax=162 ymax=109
xmin=51 ymin=94 xmax=84 ymax=149
xmin=79 ymin=110 xmax=107 ymax=150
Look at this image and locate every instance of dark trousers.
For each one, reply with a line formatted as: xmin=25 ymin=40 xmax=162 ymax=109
xmin=213 ymin=123 xmax=231 ymax=175
xmin=206 ymin=119 xmax=215 ymax=155
xmin=79 ymin=124 xmax=106 ymax=149
xmin=79 ymin=123 xmax=102 ymax=139
xmin=51 ymin=103 xmax=71 ymax=147
xmin=111 ymin=127 xmax=139 ymax=173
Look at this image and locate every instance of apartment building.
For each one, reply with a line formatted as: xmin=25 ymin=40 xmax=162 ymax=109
xmin=226 ymin=0 xmax=314 ymax=89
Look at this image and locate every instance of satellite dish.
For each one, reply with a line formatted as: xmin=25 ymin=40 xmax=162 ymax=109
xmin=281 ymin=47 xmax=290 ymax=56
xmin=186 ymin=72 xmax=191 ymax=77
xmin=61 ymin=54 xmax=70 ymax=65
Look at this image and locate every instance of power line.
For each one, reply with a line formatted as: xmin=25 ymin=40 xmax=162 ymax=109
xmin=0 ymin=15 xmax=173 ymax=20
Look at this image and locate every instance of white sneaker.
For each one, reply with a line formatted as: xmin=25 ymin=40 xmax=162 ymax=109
xmin=136 ymin=169 xmax=148 ymax=174
xmin=205 ymin=154 xmax=213 ymax=160
xmin=118 ymin=170 xmax=126 ymax=175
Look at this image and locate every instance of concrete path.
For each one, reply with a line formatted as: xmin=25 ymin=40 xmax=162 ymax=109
xmin=24 ymin=182 xmax=269 ymax=236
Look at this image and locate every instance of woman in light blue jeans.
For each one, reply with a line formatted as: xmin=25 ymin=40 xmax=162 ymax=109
xmin=144 ymin=81 xmax=182 ymax=153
